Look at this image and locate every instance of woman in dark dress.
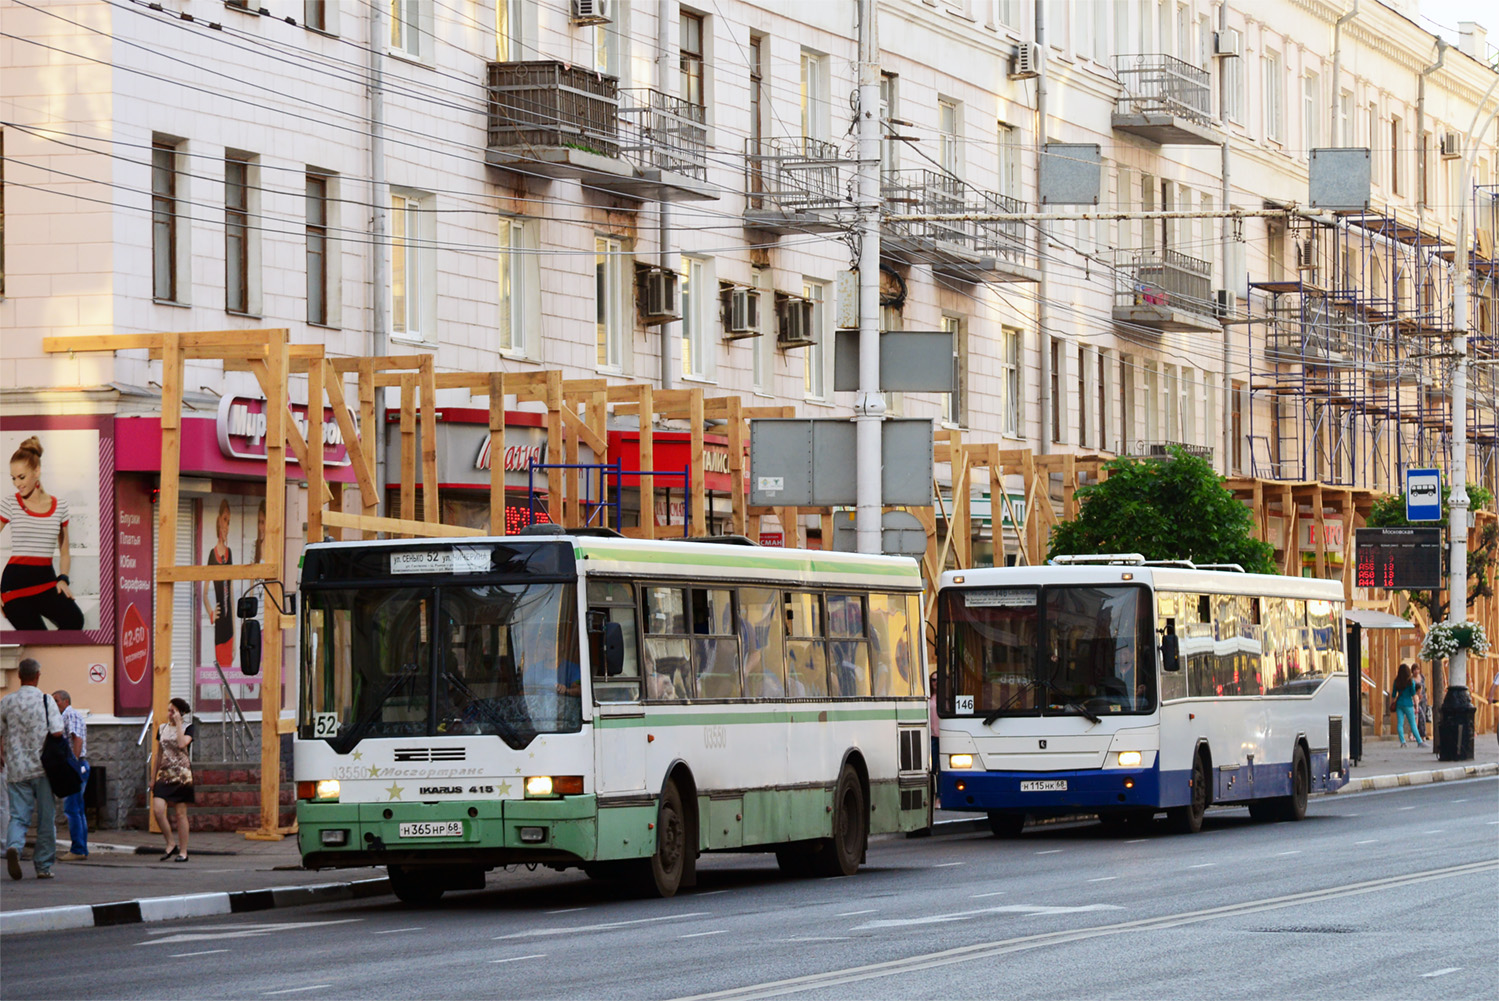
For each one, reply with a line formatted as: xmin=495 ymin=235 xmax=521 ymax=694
xmin=151 ymin=698 xmax=196 ymax=862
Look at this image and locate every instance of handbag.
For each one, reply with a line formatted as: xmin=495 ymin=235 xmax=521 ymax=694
xmin=39 ymin=694 xmax=83 ymax=797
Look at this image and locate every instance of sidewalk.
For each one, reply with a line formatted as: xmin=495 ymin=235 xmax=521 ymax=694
xmin=3 ymin=736 xmax=1495 ymax=936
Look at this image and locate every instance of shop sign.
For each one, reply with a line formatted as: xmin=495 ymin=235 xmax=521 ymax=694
xmin=113 ymin=477 xmax=154 ymax=713
xmin=383 ymin=417 xmax=557 ymax=490
xmin=475 ymin=438 xmax=546 ymax=473
xmin=1298 ymin=520 xmax=1345 ymax=550
xmin=217 ymin=395 xmax=350 ymax=466
xmin=759 ymin=532 xmax=784 ymax=547
xmin=608 ymin=431 xmax=740 ymax=493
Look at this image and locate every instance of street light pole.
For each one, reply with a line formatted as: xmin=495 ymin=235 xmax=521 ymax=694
xmin=854 ymin=0 xmax=884 ymax=555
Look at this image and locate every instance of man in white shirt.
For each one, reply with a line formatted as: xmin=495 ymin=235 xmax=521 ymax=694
xmin=0 ymin=658 xmax=63 ymax=879
xmin=53 ymin=689 xmax=89 ymax=861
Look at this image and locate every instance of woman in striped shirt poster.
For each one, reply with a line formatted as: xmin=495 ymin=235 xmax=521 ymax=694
xmin=0 ymin=437 xmax=84 ymax=630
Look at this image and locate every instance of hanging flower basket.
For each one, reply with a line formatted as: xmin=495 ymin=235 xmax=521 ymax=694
xmin=1419 ymin=621 xmax=1491 ymax=661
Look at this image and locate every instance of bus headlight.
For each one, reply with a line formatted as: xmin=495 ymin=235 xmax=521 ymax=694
xmin=525 ymin=776 xmax=584 ymax=798
xmin=949 ymin=753 xmax=975 ymax=770
xmin=1117 ymin=751 xmax=1142 ymax=768
xmin=297 ymin=779 xmax=340 ymax=802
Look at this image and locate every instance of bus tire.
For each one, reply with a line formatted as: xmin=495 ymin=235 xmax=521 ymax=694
xmin=814 ymin=765 xmax=868 ymax=878
xmin=1168 ymin=753 xmax=1209 ymax=834
xmin=639 ymin=781 xmax=687 ymax=898
xmin=1280 ymin=746 xmax=1309 ymax=822
xmin=387 ymin=865 xmax=445 ymax=906
xmin=987 ymin=811 xmax=1026 ymax=837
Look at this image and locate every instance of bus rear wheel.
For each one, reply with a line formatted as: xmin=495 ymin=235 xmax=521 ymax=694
xmin=1168 ymin=754 xmax=1209 ymax=834
xmin=388 ymin=865 xmax=445 ymax=906
xmin=1280 ymin=747 xmax=1309 ymax=822
xmin=814 ymin=765 xmax=868 ymax=877
xmin=638 ymin=781 xmax=687 ymax=898
xmin=987 ymin=811 xmax=1026 ymax=837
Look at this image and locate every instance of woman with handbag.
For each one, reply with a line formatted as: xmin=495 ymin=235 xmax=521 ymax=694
xmin=150 ymin=698 xmax=195 ymax=862
xmin=1390 ymin=663 xmax=1424 ymax=748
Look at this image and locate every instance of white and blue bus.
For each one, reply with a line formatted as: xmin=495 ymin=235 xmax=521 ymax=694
xmin=935 ymin=556 xmax=1351 ymax=834
xmin=295 ymin=531 xmax=930 ymax=900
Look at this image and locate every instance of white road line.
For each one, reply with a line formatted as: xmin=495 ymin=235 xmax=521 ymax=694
xmin=1422 ymin=830 xmax=1446 ymax=834
xmin=696 ymin=890 xmax=729 ymax=897
xmin=1036 ymin=850 xmax=1063 ymax=855
xmin=1125 ymin=839 xmax=1148 ymax=844
xmin=969 ymin=891 xmax=1005 ymax=899
xmin=262 ymin=988 xmax=331 ymax=996
xmin=681 ymin=931 xmax=728 ymax=939
xmin=495 ymin=911 xmax=710 ymax=941
xmin=1355 ymin=840 xmax=1378 ymax=845
xmin=489 ymin=954 xmax=547 ymax=965
xmin=933 ymin=862 xmax=965 ymax=868
xmin=547 ymin=907 xmax=586 ymax=915
xmin=170 ymin=949 xmax=229 ymax=958
xmin=1088 ymin=876 xmax=1118 ymax=882
xmin=1276 ymin=851 xmax=1302 ymax=856
xmin=786 ymin=937 xmax=851 ymax=942
xmin=855 ymin=904 xmax=1123 ymax=931
xmin=837 ymin=909 xmax=879 ymax=916
xmin=1420 ymin=968 xmax=1461 ymax=978
xmin=1189 ymin=863 xmax=1216 ymax=869
xmin=1398 ymin=806 xmax=1417 ymax=811
xmin=373 ymin=927 xmax=422 ymax=935
xmin=1451 ymin=799 xmax=1467 ymax=803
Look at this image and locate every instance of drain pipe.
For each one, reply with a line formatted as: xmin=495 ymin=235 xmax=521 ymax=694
xmin=1035 ymin=0 xmax=1051 ymax=455
xmin=1330 ymin=1 xmax=1360 ymax=146
xmin=369 ymin=3 xmax=389 ymax=508
xmin=657 ymin=6 xmax=676 ymax=390
xmin=1416 ymin=39 xmax=1448 ymax=240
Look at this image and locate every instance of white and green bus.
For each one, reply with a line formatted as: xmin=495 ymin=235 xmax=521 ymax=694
xmin=295 ymin=530 xmax=930 ymax=901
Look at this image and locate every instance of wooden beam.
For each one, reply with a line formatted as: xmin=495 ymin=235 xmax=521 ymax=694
xmin=638 ymin=386 xmax=655 ymax=540
xmin=399 ymin=373 xmax=417 ymax=530
xmin=319 ymin=365 xmax=378 ymax=503
xmin=689 ymin=389 xmax=706 ymax=537
xmin=323 ymin=509 xmax=485 ymax=538
xmin=726 ymin=396 xmax=746 ymax=537
xmin=419 ymin=357 xmax=440 ymax=526
xmin=560 ymin=405 xmax=607 ymax=455
xmin=307 ymin=354 xmax=327 ymax=540
xmin=158 ymin=563 xmax=280 ymax=583
xmin=247 ymin=361 xmax=333 ymax=509
xmin=545 ymin=371 xmax=563 ymax=524
xmin=488 ymin=373 xmax=507 ymax=536
xmin=357 ymin=359 xmax=378 ymax=539
xmin=150 ymin=331 xmax=184 ymax=833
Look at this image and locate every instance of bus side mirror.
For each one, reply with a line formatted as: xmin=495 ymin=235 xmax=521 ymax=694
xmin=1161 ymin=633 xmax=1180 ymax=673
xmin=603 ymin=622 xmax=625 ymax=677
xmin=240 ymin=619 xmax=262 ymax=676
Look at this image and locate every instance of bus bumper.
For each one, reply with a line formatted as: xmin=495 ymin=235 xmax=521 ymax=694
xmin=938 ymin=767 xmax=1160 ymax=817
xmin=297 ymin=796 xmax=599 ymax=870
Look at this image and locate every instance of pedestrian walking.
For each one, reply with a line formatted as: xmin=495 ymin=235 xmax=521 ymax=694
xmin=1410 ymin=664 xmax=1429 ymax=741
xmin=1390 ymin=663 xmax=1424 ymax=748
xmin=0 ymin=658 xmax=63 ymax=880
xmin=52 ymin=689 xmax=89 ymax=861
xmin=151 ymin=698 xmax=196 ymax=863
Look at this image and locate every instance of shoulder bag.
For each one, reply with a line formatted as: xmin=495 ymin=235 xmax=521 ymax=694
xmin=39 ymin=695 xmax=83 ymax=797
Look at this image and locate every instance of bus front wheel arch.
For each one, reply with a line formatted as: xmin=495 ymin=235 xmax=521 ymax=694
xmin=814 ymin=762 xmax=869 ymax=877
xmin=638 ymin=779 xmax=688 ymax=898
xmin=1169 ymin=750 xmax=1210 ymax=834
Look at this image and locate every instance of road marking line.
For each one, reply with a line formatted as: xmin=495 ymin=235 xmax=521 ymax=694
xmin=696 ymin=890 xmax=729 ymax=897
xmin=1421 ymin=830 xmax=1446 ymax=834
xmin=373 ymin=927 xmax=421 ymax=935
xmin=1275 ymin=851 xmax=1301 ymax=856
xmin=1451 ymin=799 xmax=1467 ymax=803
xmin=489 ymin=954 xmax=547 ymax=965
xmin=667 ymin=860 xmax=1499 ymax=1001
xmin=1420 ymin=968 xmax=1461 ymax=978
xmin=933 ymin=862 xmax=964 ymax=868
xmin=1125 ymin=839 xmax=1148 ymax=844
xmin=1398 ymin=806 xmax=1416 ymax=811
xmin=495 ymin=911 xmax=710 ymax=941
xmin=1355 ymin=840 xmax=1378 ymax=845
xmin=837 ymin=909 xmax=878 ymax=916
xmin=856 ymin=904 xmax=1124 ymax=930
xmin=786 ymin=937 xmax=851 ymax=942
xmin=681 ymin=931 xmax=728 ymax=939
xmin=969 ymin=892 xmax=1005 ymax=899
xmin=1088 ymin=876 xmax=1118 ymax=882
xmin=170 ymin=949 xmax=229 ymax=958
xmin=1035 ymin=850 xmax=1063 ymax=855
xmin=547 ymin=907 xmax=586 ymax=915
xmin=262 ymin=988 xmax=331 ymax=996
xmin=1189 ymin=864 xmax=1215 ymax=869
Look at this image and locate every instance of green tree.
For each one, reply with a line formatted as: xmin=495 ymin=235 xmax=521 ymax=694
xmin=1047 ymin=447 xmax=1277 ymax=573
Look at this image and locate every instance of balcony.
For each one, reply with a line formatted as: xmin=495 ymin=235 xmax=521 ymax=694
xmin=1111 ymin=54 xmax=1220 ymax=146
xmin=880 ymin=170 xmax=1039 ymax=283
xmin=485 ymin=63 xmax=715 ymax=202
xmin=743 ymin=137 xmax=856 ymax=234
xmin=1112 ymin=248 xmax=1219 ymax=332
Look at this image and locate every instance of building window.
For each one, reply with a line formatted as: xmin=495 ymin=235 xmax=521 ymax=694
xmin=750 ymin=268 xmax=770 ymax=392
xmin=997 ymin=121 xmax=1020 ymax=199
xmin=938 ymin=98 xmax=961 ymax=178
xmin=1098 ymin=349 xmax=1110 ymax=453
xmin=1231 ymin=380 xmax=1245 ymax=472
xmin=1050 ymin=338 xmax=1063 ymax=444
xmin=800 ymin=49 xmax=829 ymax=141
xmin=595 ymin=236 xmax=628 ymax=371
xmin=152 ymin=138 xmax=181 ymax=302
xmin=303 ymin=1 xmax=331 ymax=33
xmin=224 ymin=155 xmax=254 ymax=314
xmin=1262 ymin=51 xmax=1283 ymax=143
xmin=306 ymin=172 xmax=330 ymax=326
xmin=593 ymin=9 xmax=621 ymax=78
xmin=803 ymin=280 xmax=827 ymax=400
xmin=1222 ymin=46 xmax=1244 ymax=123
xmin=1303 ymin=72 xmax=1320 ymax=153
xmin=1164 ymin=364 xmax=1179 ymax=441
xmin=880 ymin=73 xmax=900 ymax=176
xmin=1077 ymin=345 xmax=1089 ymax=449
xmin=499 ymin=217 xmax=539 ymax=356
xmin=1181 ymin=367 xmax=1196 ymax=444
xmin=680 ymin=10 xmax=705 ymax=111
xmin=1391 ymin=115 xmax=1403 ymax=195
xmin=1120 ymin=354 xmax=1135 ymax=448
xmin=1144 ymin=361 xmax=1159 ymax=442
xmin=391 ymin=0 xmax=427 ymax=61
xmin=495 ymin=0 xmax=525 ymax=61
xmin=944 ymin=315 xmax=965 ymax=427
xmin=1001 ymin=326 xmax=1022 ymax=437
xmin=681 ymin=255 xmax=715 ymax=381
xmin=391 ymin=191 xmax=435 ymax=342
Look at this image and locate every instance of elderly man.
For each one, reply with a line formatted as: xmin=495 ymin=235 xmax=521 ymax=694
xmin=53 ymin=689 xmax=89 ymax=861
xmin=0 ymin=658 xmax=63 ymax=880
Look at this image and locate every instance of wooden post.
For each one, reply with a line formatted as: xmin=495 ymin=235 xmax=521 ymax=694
xmin=489 ymin=373 xmax=507 ymax=535
xmin=726 ymin=396 xmax=746 ymax=536
xmin=419 ymin=356 xmax=439 ymax=526
xmin=399 ymin=373 xmax=417 ymax=529
xmin=689 ymin=389 xmax=706 ymax=536
xmin=545 ymin=372 xmax=563 ymax=524
xmin=150 ymin=332 xmax=185 ymax=832
xmin=358 ymin=359 xmax=378 ymax=538
xmin=307 ymin=354 xmax=326 ymax=543
xmin=639 ymin=386 xmax=655 ymax=538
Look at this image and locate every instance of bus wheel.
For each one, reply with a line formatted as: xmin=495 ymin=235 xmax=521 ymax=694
xmin=815 ymin=765 xmax=868 ymax=877
xmin=640 ymin=781 xmax=687 ymax=898
xmin=387 ymin=865 xmax=445 ymax=906
xmin=1280 ymin=747 xmax=1309 ymax=822
xmin=987 ymin=811 xmax=1025 ymax=837
xmin=1168 ymin=754 xmax=1209 ymax=834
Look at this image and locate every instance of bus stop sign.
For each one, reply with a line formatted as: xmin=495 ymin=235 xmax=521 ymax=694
xmin=1405 ymin=468 xmax=1441 ymax=522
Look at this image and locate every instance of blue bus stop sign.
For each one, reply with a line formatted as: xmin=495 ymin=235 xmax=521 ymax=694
xmin=1405 ymin=468 xmax=1442 ymax=522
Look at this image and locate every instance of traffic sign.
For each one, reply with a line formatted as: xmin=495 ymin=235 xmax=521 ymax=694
xmin=1405 ymin=468 xmax=1442 ymax=521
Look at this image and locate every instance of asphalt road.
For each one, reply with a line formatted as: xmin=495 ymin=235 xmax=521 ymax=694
xmin=5 ymin=779 xmax=1495 ymax=1001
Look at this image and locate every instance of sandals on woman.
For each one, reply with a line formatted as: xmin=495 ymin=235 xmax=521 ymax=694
xmin=159 ymin=845 xmax=179 ymax=862
xmin=173 ymin=854 xmax=189 ymax=863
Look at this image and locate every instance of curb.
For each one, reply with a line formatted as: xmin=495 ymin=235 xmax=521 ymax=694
xmin=1335 ymin=761 xmax=1499 ymax=793
xmin=0 ymin=877 xmax=391 ymax=937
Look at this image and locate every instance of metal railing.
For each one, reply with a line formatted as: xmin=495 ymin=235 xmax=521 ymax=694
xmin=1114 ymin=248 xmax=1214 ymax=317
xmin=744 ymin=136 xmax=853 ymax=210
xmin=486 ymin=61 xmax=619 ymax=157
xmin=1113 ymin=53 xmax=1212 ymax=123
xmin=618 ymin=88 xmax=708 ymax=180
xmin=881 ymin=169 xmax=1029 ymax=266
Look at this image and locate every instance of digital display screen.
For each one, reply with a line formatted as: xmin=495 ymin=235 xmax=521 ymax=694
xmin=1354 ymin=527 xmax=1442 ymax=590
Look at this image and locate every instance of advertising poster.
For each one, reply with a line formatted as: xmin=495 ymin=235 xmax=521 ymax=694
xmin=113 ymin=477 xmax=154 ymax=714
xmin=194 ymin=492 xmax=268 ymax=710
xmin=0 ymin=419 xmax=113 ymax=644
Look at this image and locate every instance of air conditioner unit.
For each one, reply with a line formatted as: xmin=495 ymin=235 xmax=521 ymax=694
xmin=723 ymin=288 xmax=760 ymax=338
xmin=1213 ymin=28 xmax=1242 ymax=58
xmin=643 ymin=268 xmax=680 ymax=321
xmin=1296 ymin=238 xmax=1317 ymax=273
xmin=1440 ymin=130 xmax=1463 ymax=159
xmin=776 ymin=296 xmax=816 ymax=348
xmin=1009 ymin=42 xmax=1042 ymax=80
xmin=1214 ymin=288 xmax=1238 ymax=319
xmin=571 ymin=0 xmax=612 ymax=26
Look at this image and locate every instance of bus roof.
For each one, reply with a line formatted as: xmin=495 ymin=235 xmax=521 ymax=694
xmin=575 ymin=537 xmax=921 ymax=589
xmin=939 ymin=564 xmax=1344 ymax=601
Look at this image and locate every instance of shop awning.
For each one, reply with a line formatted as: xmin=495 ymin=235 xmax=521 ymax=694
xmin=1344 ymin=609 xmax=1416 ymax=630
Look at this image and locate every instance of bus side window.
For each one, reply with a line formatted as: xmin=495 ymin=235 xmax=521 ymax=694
xmin=587 ymin=602 xmax=641 ymax=705
xmin=740 ymin=587 xmax=786 ymax=698
xmin=643 ymin=586 xmax=691 ymax=700
xmin=784 ymin=591 xmax=828 ymax=698
xmin=692 ymin=588 xmax=742 ymax=700
xmin=826 ymin=593 xmax=871 ymax=697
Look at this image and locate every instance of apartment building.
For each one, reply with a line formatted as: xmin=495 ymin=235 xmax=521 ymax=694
xmin=1 ymin=1 xmax=1496 ymax=813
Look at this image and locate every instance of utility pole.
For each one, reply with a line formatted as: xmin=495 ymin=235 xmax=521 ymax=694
xmin=854 ymin=0 xmax=884 ymax=555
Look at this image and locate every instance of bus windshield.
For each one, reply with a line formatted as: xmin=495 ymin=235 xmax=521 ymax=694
xmin=300 ymin=582 xmax=581 ymax=751
xmin=940 ymin=585 xmax=1155 ymax=718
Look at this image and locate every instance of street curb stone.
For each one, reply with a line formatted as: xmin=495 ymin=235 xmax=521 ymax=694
xmin=1336 ymin=761 xmax=1498 ymax=792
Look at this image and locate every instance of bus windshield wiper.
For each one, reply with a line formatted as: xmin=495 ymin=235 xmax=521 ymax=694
xmin=1040 ymin=678 xmax=1101 ymax=724
xmin=983 ymin=679 xmax=1041 ymax=725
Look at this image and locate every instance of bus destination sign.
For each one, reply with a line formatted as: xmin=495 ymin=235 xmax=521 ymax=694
xmin=1354 ymin=527 xmax=1442 ymax=590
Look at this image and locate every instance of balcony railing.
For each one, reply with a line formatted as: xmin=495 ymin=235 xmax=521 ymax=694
xmin=1114 ymin=248 xmax=1213 ymax=317
xmin=1113 ymin=54 xmax=1212 ymax=123
xmin=618 ymin=88 xmax=708 ymax=181
xmin=881 ymin=169 xmax=1030 ymax=273
xmin=744 ymin=137 xmax=852 ymax=211
xmin=486 ymin=61 xmax=619 ymax=158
